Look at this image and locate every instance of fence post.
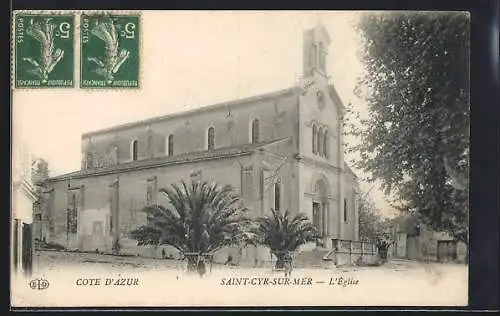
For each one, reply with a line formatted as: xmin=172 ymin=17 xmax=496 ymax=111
xmin=332 ymin=239 xmax=338 ymax=266
xmin=361 ymin=240 xmax=364 ymax=262
xmin=349 ymin=240 xmax=352 ymax=265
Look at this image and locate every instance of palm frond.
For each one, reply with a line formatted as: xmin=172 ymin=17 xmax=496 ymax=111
xmin=129 ymin=180 xmax=249 ymax=255
xmin=252 ymin=209 xmax=320 ymax=254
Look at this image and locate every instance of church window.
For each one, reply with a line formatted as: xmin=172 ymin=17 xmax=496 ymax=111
xmin=168 ymin=134 xmax=174 ymax=156
xmin=146 ymin=184 xmax=153 ymax=206
xmin=109 ymin=214 xmax=113 ymax=234
xmin=242 ymin=167 xmax=254 ymax=196
xmin=86 ymin=152 xmax=93 ymax=168
xmin=146 ymin=177 xmax=158 ymax=206
xmin=323 ymin=130 xmax=329 ymax=158
xmin=318 ymin=42 xmax=326 ymax=72
xmin=317 ymin=127 xmax=323 ymax=156
xmin=251 ymin=119 xmax=260 ymax=143
xmin=311 ymin=44 xmax=317 ymax=70
xmin=132 ymin=140 xmax=138 ymax=161
xmin=312 ymin=125 xmax=317 ymax=154
xmin=344 ymin=198 xmax=348 ymax=222
xmin=207 ymin=127 xmax=215 ymax=150
xmin=274 ymin=181 xmax=281 ymax=211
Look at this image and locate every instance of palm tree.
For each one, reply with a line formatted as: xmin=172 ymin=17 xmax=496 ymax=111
xmin=249 ymin=208 xmax=320 ymax=269
xmin=128 ymin=180 xmax=251 ymax=272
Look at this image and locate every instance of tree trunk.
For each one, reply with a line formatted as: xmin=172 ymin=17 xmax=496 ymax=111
xmin=274 ymin=252 xmax=290 ymax=270
xmin=186 ymin=256 xmax=198 ymax=272
xmin=274 ymin=253 xmax=285 ymax=269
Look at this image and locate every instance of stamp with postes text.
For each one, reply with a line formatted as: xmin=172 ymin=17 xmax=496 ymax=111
xmin=14 ymin=13 xmax=75 ymax=88
xmin=80 ymin=13 xmax=140 ymax=89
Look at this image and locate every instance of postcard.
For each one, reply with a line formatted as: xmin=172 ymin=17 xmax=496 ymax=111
xmin=11 ymin=10 xmax=469 ymax=307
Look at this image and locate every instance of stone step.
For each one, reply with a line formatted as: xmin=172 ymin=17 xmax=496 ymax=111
xmin=294 ymin=249 xmax=331 ymax=268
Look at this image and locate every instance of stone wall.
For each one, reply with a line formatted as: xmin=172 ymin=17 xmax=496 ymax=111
xmin=326 ymin=239 xmax=378 ymax=266
xmin=43 ymin=149 xmax=300 ymax=266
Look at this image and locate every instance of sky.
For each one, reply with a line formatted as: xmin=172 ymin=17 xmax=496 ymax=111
xmin=12 ymin=11 xmax=397 ymax=217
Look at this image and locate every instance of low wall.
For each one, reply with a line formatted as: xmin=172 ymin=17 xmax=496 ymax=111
xmin=114 ymin=241 xmax=275 ymax=268
xmin=327 ymin=239 xmax=378 ymax=266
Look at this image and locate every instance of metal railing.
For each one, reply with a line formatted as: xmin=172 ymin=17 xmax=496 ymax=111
xmin=332 ymin=238 xmax=377 ymax=255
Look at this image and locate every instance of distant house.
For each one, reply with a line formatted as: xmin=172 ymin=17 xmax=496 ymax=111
xmin=390 ymin=215 xmax=467 ymax=263
xmin=12 ymin=143 xmax=39 ymax=276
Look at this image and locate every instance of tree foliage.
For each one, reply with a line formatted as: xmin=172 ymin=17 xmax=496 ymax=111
xmin=358 ymin=195 xmax=384 ymax=242
xmin=347 ymin=12 xmax=470 ymax=244
xmin=249 ymin=208 xmax=320 ymax=269
xmin=357 ymin=194 xmax=393 ymax=262
xmin=31 ymin=158 xmax=50 ymax=185
xmin=128 ymin=180 xmax=252 ymax=271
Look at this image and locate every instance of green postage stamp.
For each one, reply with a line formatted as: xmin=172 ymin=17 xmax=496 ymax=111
xmin=80 ymin=13 xmax=140 ymax=88
xmin=14 ymin=13 xmax=75 ymax=88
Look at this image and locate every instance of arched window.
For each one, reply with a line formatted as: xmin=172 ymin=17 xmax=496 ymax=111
xmin=311 ymin=44 xmax=317 ymax=69
xmin=251 ymin=119 xmax=259 ymax=143
xmin=312 ymin=124 xmax=317 ymax=154
xmin=323 ymin=130 xmax=329 ymax=158
xmin=132 ymin=140 xmax=138 ymax=161
xmin=344 ymin=198 xmax=348 ymax=222
xmin=274 ymin=181 xmax=281 ymax=211
xmin=318 ymin=42 xmax=326 ymax=72
xmin=168 ymin=135 xmax=173 ymax=156
xmin=318 ymin=42 xmax=323 ymax=71
xmin=317 ymin=127 xmax=323 ymax=156
xmin=207 ymin=127 xmax=215 ymax=150
xmin=86 ymin=152 xmax=93 ymax=169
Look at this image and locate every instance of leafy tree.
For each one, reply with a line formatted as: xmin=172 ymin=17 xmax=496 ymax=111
xmin=249 ymin=208 xmax=320 ymax=269
xmin=129 ymin=180 xmax=251 ymax=272
xmin=357 ymin=194 xmax=393 ymax=262
xmin=358 ymin=195 xmax=382 ymax=241
xmin=31 ymin=158 xmax=50 ymax=185
xmin=346 ymin=12 xmax=470 ymax=244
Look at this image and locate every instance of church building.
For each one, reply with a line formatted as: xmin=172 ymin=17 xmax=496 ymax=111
xmin=38 ymin=23 xmax=360 ymax=264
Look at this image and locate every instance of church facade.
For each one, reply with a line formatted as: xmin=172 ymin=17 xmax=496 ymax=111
xmin=38 ymin=23 xmax=360 ymax=264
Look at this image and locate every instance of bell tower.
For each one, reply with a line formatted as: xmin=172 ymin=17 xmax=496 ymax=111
xmin=302 ymin=22 xmax=331 ymax=80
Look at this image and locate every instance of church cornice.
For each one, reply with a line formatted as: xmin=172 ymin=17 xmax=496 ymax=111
xmin=327 ymin=84 xmax=346 ymax=115
xmin=46 ymin=138 xmax=289 ymax=183
xmin=295 ymin=154 xmax=344 ymax=173
xmin=82 ymin=87 xmax=302 ymax=138
xmin=315 ymin=22 xmax=331 ymax=45
xmin=13 ymin=178 xmax=39 ymax=201
xmin=304 ymin=191 xmax=338 ymax=201
xmin=47 ymin=151 xmax=253 ymax=182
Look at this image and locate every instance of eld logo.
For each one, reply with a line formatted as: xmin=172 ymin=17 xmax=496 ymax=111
xmin=29 ymin=278 xmax=50 ymax=290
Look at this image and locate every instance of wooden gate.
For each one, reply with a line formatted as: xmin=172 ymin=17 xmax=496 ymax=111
xmin=437 ymin=240 xmax=457 ymax=262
